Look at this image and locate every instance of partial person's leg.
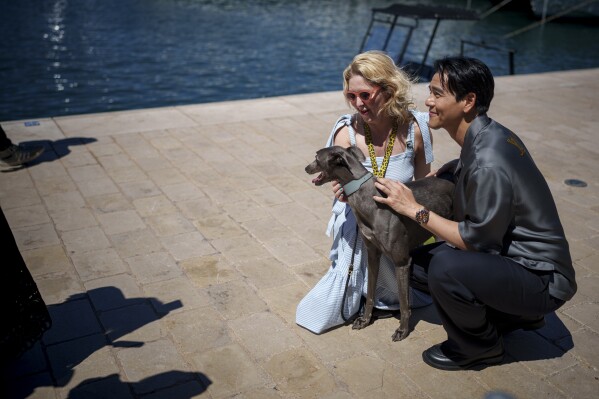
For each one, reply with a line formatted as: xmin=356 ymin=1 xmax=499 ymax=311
xmin=1 ymin=206 xmax=52 ymax=363
xmin=0 ymin=125 xmax=13 ymax=150
xmin=426 ymin=249 xmax=561 ymax=362
xmin=409 ymin=241 xmax=451 ymax=294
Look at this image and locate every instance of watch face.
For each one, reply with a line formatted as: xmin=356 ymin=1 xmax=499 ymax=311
xmin=416 ymin=208 xmax=430 ymax=224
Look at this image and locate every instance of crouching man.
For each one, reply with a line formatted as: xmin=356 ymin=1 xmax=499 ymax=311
xmin=373 ymin=56 xmax=577 ymax=370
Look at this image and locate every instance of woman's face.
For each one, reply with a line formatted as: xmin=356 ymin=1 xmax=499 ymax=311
xmin=346 ymin=74 xmax=386 ymax=124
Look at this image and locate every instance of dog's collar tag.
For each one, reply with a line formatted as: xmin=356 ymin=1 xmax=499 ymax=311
xmin=343 ymin=172 xmax=374 ymax=196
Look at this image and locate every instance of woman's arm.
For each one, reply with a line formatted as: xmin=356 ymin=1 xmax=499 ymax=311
xmin=333 ymin=125 xmax=351 ymax=147
xmin=331 ymin=126 xmax=352 ymax=202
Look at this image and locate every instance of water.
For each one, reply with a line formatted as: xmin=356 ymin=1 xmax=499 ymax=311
xmin=1 ymin=0 xmax=598 ymax=122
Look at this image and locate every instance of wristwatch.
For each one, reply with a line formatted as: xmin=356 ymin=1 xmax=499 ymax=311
xmin=415 ymin=208 xmax=430 ymax=225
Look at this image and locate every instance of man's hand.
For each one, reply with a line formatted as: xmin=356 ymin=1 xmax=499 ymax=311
xmin=373 ymin=178 xmax=420 ymax=218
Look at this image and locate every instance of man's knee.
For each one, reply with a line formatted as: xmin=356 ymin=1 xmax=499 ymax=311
xmin=427 ymin=252 xmax=468 ymax=294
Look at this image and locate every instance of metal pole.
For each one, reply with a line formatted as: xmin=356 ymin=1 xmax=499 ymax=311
xmin=479 ymin=0 xmax=515 ymax=19
xmin=509 ymin=51 xmax=515 ymax=75
xmin=359 ymin=10 xmax=376 ymax=52
xmin=421 ymin=18 xmax=440 ymax=69
xmin=397 ymin=25 xmax=416 ymax=65
xmin=381 ymin=15 xmax=399 ymax=51
xmin=503 ymin=0 xmax=599 ymax=39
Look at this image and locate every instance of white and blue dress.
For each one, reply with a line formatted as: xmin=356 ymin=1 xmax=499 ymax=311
xmin=296 ymin=110 xmax=434 ymax=334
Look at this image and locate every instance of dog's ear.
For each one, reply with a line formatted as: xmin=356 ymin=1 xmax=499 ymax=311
xmin=327 ymin=150 xmax=349 ymax=168
xmin=347 ymin=146 xmax=366 ymax=162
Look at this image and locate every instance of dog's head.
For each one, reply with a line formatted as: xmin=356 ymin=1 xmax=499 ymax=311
xmin=305 ymin=146 xmax=366 ymax=186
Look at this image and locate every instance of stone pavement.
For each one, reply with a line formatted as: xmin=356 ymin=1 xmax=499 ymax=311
xmin=1 ymin=68 xmax=598 ymax=399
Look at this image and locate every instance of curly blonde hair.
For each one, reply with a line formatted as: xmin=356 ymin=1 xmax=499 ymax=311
xmin=343 ymin=50 xmax=416 ymax=124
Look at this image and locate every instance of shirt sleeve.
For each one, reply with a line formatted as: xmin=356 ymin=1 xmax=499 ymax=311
xmin=458 ymin=167 xmax=513 ymax=254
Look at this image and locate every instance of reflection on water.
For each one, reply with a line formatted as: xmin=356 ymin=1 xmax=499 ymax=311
xmin=1 ymin=0 xmax=598 ymax=122
xmin=47 ymin=0 xmax=69 ymax=96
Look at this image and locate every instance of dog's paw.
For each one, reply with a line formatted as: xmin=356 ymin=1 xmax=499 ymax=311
xmin=391 ymin=327 xmax=409 ymax=341
xmin=352 ymin=316 xmax=371 ymax=330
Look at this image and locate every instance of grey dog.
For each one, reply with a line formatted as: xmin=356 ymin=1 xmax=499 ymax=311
xmin=306 ymin=145 xmax=454 ymax=341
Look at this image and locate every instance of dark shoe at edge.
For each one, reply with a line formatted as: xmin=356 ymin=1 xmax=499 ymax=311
xmin=422 ymin=343 xmax=504 ymax=371
xmin=0 ymin=144 xmax=44 ymax=167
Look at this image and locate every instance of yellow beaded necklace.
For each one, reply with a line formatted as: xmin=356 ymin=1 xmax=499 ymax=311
xmin=364 ymin=121 xmax=397 ymax=178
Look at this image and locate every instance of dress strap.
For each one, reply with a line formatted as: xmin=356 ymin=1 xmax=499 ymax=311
xmin=406 ymin=120 xmax=415 ymax=151
xmin=326 ymin=114 xmax=354 ymax=148
xmin=411 ymin=110 xmax=434 ymax=165
xmin=348 ymin=115 xmax=357 ymax=146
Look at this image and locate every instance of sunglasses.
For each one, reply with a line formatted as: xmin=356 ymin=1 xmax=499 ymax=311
xmin=345 ymin=87 xmax=380 ymax=102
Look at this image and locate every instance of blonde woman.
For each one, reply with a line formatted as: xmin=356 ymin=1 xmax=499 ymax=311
xmin=296 ymin=51 xmax=434 ymax=333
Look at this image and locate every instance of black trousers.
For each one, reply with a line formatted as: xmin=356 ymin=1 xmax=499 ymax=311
xmin=410 ymin=242 xmax=564 ymax=360
xmin=1 ymin=206 xmax=52 ymax=362
xmin=0 ymin=125 xmax=12 ymax=151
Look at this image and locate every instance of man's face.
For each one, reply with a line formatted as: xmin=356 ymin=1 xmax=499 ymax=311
xmin=425 ymin=72 xmax=465 ymax=132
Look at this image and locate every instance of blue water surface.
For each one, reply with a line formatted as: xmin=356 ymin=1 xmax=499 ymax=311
xmin=1 ymin=0 xmax=598 ymax=122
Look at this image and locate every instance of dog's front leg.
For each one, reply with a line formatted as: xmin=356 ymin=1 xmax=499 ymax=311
xmin=352 ymin=243 xmax=380 ymax=330
xmin=392 ymin=264 xmax=412 ymax=341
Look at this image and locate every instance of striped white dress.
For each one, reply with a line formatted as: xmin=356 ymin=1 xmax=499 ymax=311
xmin=296 ymin=110 xmax=434 ymax=334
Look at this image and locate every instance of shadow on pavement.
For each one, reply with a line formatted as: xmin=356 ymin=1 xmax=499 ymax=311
xmin=69 ymin=371 xmax=212 ymax=398
xmin=502 ymin=311 xmax=574 ymax=363
xmin=3 ymin=286 xmax=211 ymax=399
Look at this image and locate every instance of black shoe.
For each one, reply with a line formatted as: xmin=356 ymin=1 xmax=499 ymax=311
xmin=0 ymin=144 xmax=44 ymax=166
xmin=422 ymin=343 xmax=504 ymax=371
xmin=496 ymin=316 xmax=545 ymax=335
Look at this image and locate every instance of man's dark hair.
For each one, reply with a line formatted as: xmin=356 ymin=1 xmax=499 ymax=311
xmin=433 ymin=56 xmax=494 ymax=114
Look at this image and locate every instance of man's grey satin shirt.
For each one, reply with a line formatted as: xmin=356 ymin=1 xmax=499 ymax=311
xmin=454 ymin=114 xmax=576 ymax=301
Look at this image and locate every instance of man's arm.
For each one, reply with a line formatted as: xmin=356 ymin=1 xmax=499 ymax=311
xmin=373 ymin=178 xmax=468 ymax=250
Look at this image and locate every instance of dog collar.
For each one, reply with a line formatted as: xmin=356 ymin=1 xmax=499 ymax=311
xmin=343 ymin=172 xmax=374 ymax=196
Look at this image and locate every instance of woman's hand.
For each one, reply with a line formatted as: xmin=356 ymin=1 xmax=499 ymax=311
xmin=373 ymin=177 xmax=420 ymax=217
xmin=332 ymin=180 xmax=347 ymax=203
xmin=425 ymin=159 xmax=459 ymax=178
xmin=434 ymin=159 xmax=460 ymax=177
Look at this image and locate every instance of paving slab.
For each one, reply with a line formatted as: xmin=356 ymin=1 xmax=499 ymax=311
xmin=2 ymin=68 xmax=599 ymax=399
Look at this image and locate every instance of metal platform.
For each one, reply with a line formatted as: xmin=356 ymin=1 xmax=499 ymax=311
xmin=359 ymin=4 xmax=480 ymax=80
